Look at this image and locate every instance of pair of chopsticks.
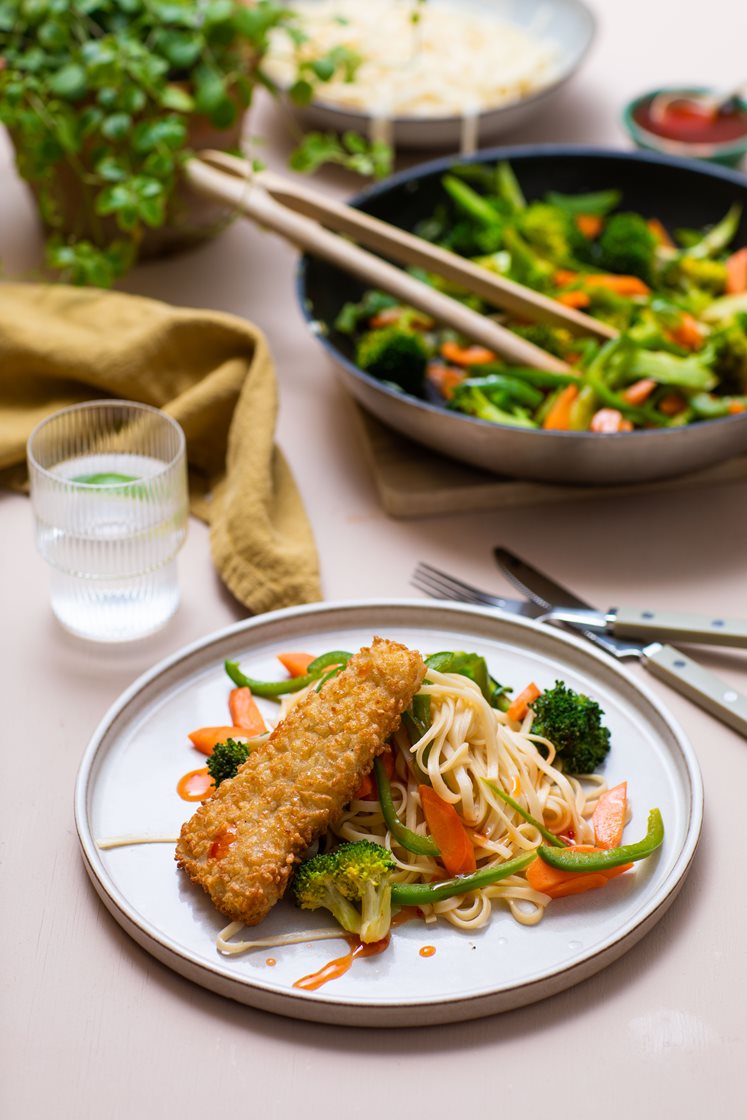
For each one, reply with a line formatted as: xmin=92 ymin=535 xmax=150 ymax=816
xmin=184 ymin=151 xmax=617 ymax=375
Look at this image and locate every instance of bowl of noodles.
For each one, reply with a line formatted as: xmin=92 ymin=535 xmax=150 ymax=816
xmin=265 ymin=0 xmax=596 ymax=151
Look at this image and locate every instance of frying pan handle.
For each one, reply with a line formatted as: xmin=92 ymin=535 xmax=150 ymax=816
xmin=643 ymin=643 xmax=747 ymax=737
xmin=614 ymin=606 xmax=747 ymax=648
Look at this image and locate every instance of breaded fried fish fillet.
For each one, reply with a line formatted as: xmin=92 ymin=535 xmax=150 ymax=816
xmin=176 ymin=636 xmax=425 ymax=926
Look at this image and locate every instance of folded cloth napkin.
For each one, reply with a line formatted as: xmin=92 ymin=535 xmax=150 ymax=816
xmin=0 ymin=282 xmax=321 ymax=614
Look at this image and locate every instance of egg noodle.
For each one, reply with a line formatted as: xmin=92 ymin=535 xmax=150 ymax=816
xmin=331 ymin=667 xmax=606 ymax=930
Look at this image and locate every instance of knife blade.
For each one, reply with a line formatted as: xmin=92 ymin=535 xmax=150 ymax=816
xmin=494 ymin=547 xmax=747 ymax=738
xmin=493 ymin=548 xmax=747 ymax=649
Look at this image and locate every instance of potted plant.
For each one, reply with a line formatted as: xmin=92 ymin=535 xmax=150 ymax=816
xmin=0 ymin=0 xmax=388 ymax=287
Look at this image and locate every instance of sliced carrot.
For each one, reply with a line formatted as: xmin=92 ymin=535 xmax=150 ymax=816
xmin=353 ymin=746 xmax=394 ymax=801
xmin=728 ymin=401 xmax=746 ymax=414
xmin=556 ymin=289 xmax=591 ymax=309
xmin=575 ymin=213 xmax=603 ymax=238
xmin=622 ymin=378 xmax=657 ymax=406
xmin=590 ymin=408 xmax=632 ymax=433
xmin=188 ymin=725 xmax=250 ymax=757
xmin=276 ymin=652 xmax=315 ymax=677
xmin=542 ymin=383 xmax=580 ymax=430
xmin=369 ymin=307 xmax=435 ymax=330
xmin=554 ymin=269 xmax=578 ymax=286
xmin=658 ymin=391 xmax=688 ymax=416
xmin=440 ymin=341 xmax=497 ymax=366
xmin=419 ymin=785 xmax=476 ymax=875
xmin=526 ymin=844 xmax=633 ymax=898
xmin=592 ymin=782 xmax=628 ymax=849
xmin=176 ymin=768 xmax=214 ymax=802
xmin=583 ymin=274 xmax=651 ymax=296
xmin=506 ymin=682 xmax=542 ymax=722
xmin=647 ymin=217 xmax=674 ymax=248
xmin=426 ymin=362 xmax=467 ymax=400
xmin=228 ymin=687 xmax=267 ymax=735
xmin=667 ymin=312 xmax=704 ymax=350
xmin=726 ymin=247 xmax=747 ymax=294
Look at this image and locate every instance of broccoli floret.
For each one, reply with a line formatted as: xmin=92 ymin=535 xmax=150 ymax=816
xmin=334 ymin=290 xmax=399 ymax=334
xmin=292 ymin=840 xmax=396 ymax=943
xmin=529 ymin=681 xmax=611 ymax=774
xmin=292 ymin=848 xmax=363 ymax=936
xmin=598 ymin=212 xmax=657 ymax=283
xmin=702 ymin=316 xmax=747 ymax=394
xmin=517 ymin=203 xmax=586 ymax=265
xmin=205 ymin=738 xmax=250 ymax=788
xmin=509 ymin=322 xmax=576 ymax=360
xmin=356 ymin=326 xmax=429 ymax=394
xmin=335 ymin=840 xmax=397 ymax=943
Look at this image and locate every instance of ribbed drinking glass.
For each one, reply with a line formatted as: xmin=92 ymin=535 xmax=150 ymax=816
xmin=27 ymin=400 xmax=188 ymax=642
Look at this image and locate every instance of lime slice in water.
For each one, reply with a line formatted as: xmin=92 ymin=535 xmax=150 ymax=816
xmin=72 ymin=472 xmax=140 ymax=485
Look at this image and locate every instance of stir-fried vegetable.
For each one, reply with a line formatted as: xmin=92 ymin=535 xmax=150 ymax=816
xmin=335 ymin=162 xmax=746 ymax=432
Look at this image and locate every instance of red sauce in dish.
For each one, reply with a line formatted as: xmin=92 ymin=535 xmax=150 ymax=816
xmin=293 ymin=935 xmax=390 ymax=991
xmin=633 ymin=95 xmax=747 ymax=146
xmin=209 ymin=824 xmax=237 ymax=860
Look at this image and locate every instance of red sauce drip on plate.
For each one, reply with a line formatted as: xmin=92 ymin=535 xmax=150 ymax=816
xmin=176 ymin=767 xmax=214 ymax=802
xmin=293 ymin=935 xmax=390 ymax=991
xmin=265 ymin=958 xmax=277 ymax=967
xmin=633 ymin=95 xmax=747 ymax=146
xmin=209 ymin=824 xmax=237 ymax=860
xmin=419 ymin=945 xmax=436 ymax=958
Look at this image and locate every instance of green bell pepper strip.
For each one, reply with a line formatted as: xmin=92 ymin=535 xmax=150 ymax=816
xmin=482 ymin=779 xmax=565 ymax=847
xmin=224 ymin=649 xmax=353 ymax=699
xmin=391 ymin=852 xmax=535 ymax=906
xmin=537 ymin=808 xmax=664 ymax=872
xmin=374 ymin=757 xmax=441 ymax=857
xmin=442 ymin=173 xmax=504 ymax=228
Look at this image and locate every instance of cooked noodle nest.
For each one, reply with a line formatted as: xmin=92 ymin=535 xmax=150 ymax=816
xmin=333 ymin=667 xmax=607 ymax=929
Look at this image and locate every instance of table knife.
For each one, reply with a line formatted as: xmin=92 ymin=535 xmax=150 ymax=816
xmin=491 ymin=550 xmax=747 ymax=648
xmin=494 ymin=547 xmax=747 ymax=738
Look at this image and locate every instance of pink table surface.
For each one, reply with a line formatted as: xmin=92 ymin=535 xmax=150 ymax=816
xmin=1 ymin=2 xmax=746 ymax=1117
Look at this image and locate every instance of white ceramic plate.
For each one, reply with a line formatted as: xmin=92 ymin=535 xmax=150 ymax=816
xmin=281 ymin=0 xmax=596 ymax=150
xmin=75 ymin=600 xmax=702 ymax=1027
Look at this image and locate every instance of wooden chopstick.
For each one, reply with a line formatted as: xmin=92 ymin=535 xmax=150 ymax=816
xmin=198 ymin=149 xmax=616 ymax=342
xmin=184 ymin=156 xmax=573 ymax=373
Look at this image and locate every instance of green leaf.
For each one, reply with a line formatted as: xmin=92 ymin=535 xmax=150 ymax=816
xmin=160 ymin=30 xmax=203 ymax=70
xmin=101 ymin=112 xmax=132 ymax=141
xmin=120 ymin=86 xmax=147 ymax=114
xmin=95 ymin=154 xmax=129 ymax=182
xmin=208 ymin=95 xmax=236 ymax=129
xmin=37 ymin=19 xmax=68 ymax=50
xmin=132 ymin=116 xmax=187 ymax=153
xmin=288 ymin=78 xmax=313 ymax=106
xmin=48 ymin=63 xmax=88 ymax=101
xmin=138 ymin=196 xmax=165 ymax=227
xmin=159 ymin=84 xmax=194 ymax=112
xmin=194 ymin=70 xmax=227 ymax=114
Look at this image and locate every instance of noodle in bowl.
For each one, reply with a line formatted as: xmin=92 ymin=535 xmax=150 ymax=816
xmin=266 ymin=0 xmax=596 ymax=149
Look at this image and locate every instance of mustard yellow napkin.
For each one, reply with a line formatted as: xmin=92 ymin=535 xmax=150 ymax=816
xmin=0 ymin=282 xmax=321 ymax=614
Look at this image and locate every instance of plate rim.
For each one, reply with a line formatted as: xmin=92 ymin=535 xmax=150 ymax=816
xmin=74 ymin=598 xmax=704 ymax=1026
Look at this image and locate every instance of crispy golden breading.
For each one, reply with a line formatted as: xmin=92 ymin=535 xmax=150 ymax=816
xmin=176 ymin=636 xmax=425 ymax=925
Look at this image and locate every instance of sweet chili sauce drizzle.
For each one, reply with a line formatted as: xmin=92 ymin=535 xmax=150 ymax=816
xmin=293 ymin=935 xmax=390 ymax=991
xmin=419 ymin=945 xmax=436 ymax=958
xmin=209 ymin=824 xmax=237 ymax=860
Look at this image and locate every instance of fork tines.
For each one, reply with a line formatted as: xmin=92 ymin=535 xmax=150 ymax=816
xmin=411 ymin=562 xmax=503 ymax=607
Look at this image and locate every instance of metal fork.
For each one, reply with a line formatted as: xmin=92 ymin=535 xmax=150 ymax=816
xmin=410 ymin=562 xmax=539 ymax=618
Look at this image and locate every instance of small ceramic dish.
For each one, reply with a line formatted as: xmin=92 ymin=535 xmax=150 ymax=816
xmin=622 ymin=87 xmax=747 ymax=168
